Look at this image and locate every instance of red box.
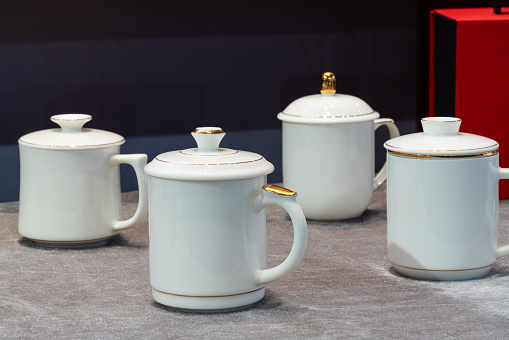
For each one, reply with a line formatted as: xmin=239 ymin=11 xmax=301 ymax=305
xmin=430 ymin=7 xmax=509 ymax=198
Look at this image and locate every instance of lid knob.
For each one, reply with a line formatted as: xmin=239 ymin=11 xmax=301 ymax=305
xmin=191 ymin=127 xmax=226 ymax=152
xmin=320 ymin=72 xmax=336 ymax=95
xmin=51 ymin=114 xmax=92 ymax=133
xmin=421 ymin=117 xmax=461 ymax=135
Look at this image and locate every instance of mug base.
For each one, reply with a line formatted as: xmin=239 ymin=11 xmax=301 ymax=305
xmin=25 ymin=236 xmax=113 ymax=248
xmin=391 ymin=262 xmax=494 ymax=281
xmin=305 ymin=214 xmax=363 ymax=222
xmin=151 ymin=286 xmax=265 ymax=312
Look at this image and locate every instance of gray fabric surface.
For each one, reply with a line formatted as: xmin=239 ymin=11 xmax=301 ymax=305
xmin=1 ymin=185 xmax=509 ymax=339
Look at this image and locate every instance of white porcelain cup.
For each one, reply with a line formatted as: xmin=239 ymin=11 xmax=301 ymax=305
xmin=278 ymin=72 xmax=400 ymax=220
xmin=18 ymin=114 xmax=148 ymax=247
xmin=144 ymin=127 xmax=308 ymax=311
xmin=385 ymin=117 xmax=509 ymax=280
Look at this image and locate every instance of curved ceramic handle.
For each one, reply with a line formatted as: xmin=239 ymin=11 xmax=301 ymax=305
xmin=373 ymin=118 xmax=400 ymax=190
xmin=253 ymin=184 xmax=308 ymax=285
xmin=109 ymin=154 xmax=148 ymax=231
xmin=497 ymin=168 xmax=509 ymax=258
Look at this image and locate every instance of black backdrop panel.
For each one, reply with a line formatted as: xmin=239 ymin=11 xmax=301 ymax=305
xmin=0 ymin=1 xmax=416 ymax=144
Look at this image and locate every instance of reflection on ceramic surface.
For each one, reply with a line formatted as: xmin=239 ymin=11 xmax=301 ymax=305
xmin=144 ymin=127 xmax=308 ymax=311
xmin=385 ymin=117 xmax=509 ymax=280
xmin=277 ymin=72 xmax=399 ymax=221
xmin=18 ymin=114 xmax=148 ymax=247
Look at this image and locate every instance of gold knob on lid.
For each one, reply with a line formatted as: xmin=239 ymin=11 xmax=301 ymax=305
xmin=193 ymin=127 xmax=225 ymax=134
xmin=320 ymin=72 xmax=336 ymax=94
xmin=191 ymin=126 xmax=225 ymax=151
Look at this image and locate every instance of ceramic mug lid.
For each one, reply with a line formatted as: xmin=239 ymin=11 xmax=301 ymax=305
xmin=384 ymin=117 xmax=499 ymax=157
xmin=18 ymin=114 xmax=125 ymax=150
xmin=277 ymin=72 xmax=380 ymax=124
xmin=144 ymin=127 xmax=274 ymax=180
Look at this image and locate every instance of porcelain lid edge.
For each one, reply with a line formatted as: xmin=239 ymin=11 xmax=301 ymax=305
xmin=277 ymin=111 xmax=380 ymax=124
xmin=18 ymin=128 xmax=125 ymax=150
xmin=144 ymin=127 xmax=275 ymax=180
xmin=384 ymin=117 xmax=499 ymax=157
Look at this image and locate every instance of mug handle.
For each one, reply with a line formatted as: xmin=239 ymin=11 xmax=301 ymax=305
xmin=109 ymin=154 xmax=148 ymax=231
xmin=253 ymin=184 xmax=308 ymax=286
xmin=373 ymin=118 xmax=400 ymax=190
xmin=497 ymin=168 xmax=509 ymax=258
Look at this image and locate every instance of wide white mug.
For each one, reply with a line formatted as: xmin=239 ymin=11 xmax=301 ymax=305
xmin=385 ymin=117 xmax=509 ymax=280
xmin=18 ymin=114 xmax=148 ymax=247
xmin=144 ymin=127 xmax=308 ymax=311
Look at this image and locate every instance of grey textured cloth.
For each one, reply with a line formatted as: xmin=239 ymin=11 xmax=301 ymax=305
xmin=1 ymin=185 xmax=509 ymax=339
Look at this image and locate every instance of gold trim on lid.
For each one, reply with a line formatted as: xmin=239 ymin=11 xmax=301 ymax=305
xmin=193 ymin=127 xmax=225 ymax=134
xmin=387 ymin=150 xmax=498 ymax=159
xmin=179 ymin=150 xmax=239 ymax=156
xmin=155 ymin=156 xmax=263 ymax=165
xmin=422 ymin=117 xmax=462 ymax=123
xmin=281 ymin=111 xmax=374 ymax=119
xmin=18 ymin=138 xmax=126 ymax=148
xmin=320 ymin=72 xmax=336 ymax=94
xmin=51 ymin=116 xmax=92 ymax=122
xmin=262 ymin=184 xmax=297 ymax=196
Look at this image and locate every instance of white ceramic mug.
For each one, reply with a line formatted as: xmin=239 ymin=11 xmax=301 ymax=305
xmin=18 ymin=114 xmax=148 ymax=247
xmin=278 ymin=72 xmax=400 ymax=220
xmin=144 ymin=127 xmax=308 ymax=311
xmin=385 ymin=117 xmax=509 ymax=280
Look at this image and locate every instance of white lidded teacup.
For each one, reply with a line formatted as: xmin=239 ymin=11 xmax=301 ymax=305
xmin=18 ymin=114 xmax=148 ymax=248
xmin=277 ymin=72 xmax=400 ymax=221
xmin=384 ymin=117 xmax=509 ymax=280
xmin=144 ymin=127 xmax=308 ymax=312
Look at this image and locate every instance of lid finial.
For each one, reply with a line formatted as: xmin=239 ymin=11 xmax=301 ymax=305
xmin=191 ymin=127 xmax=225 ymax=152
xmin=421 ymin=117 xmax=461 ymax=135
xmin=320 ymin=72 xmax=336 ymax=95
xmin=51 ymin=114 xmax=92 ymax=133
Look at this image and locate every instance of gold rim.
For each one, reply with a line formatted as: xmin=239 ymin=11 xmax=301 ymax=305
xmin=18 ymin=138 xmax=125 ymax=148
xmin=391 ymin=262 xmax=494 ymax=272
xmin=179 ymin=150 xmax=238 ymax=156
xmin=281 ymin=112 xmax=375 ymax=119
xmin=385 ymin=142 xmax=499 ymax=153
xmin=421 ymin=118 xmax=461 ymax=123
xmin=388 ymin=150 xmax=498 ymax=158
xmin=193 ymin=128 xmax=225 ymax=134
xmin=155 ymin=156 xmax=263 ymax=165
xmin=152 ymin=286 xmax=264 ymax=298
xmin=262 ymin=184 xmax=296 ymax=196
xmin=51 ymin=116 xmax=92 ymax=121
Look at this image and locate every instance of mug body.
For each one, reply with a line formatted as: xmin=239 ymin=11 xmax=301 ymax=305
xmin=387 ymin=153 xmax=498 ymax=280
xmin=18 ymin=145 xmax=122 ymax=247
xmin=282 ymin=121 xmax=374 ymax=220
xmin=148 ymin=176 xmax=267 ymax=311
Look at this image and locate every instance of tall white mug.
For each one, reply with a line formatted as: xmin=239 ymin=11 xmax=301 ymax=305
xmin=278 ymin=72 xmax=400 ymax=220
xmin=144 ymin=127 xmax=308 ymax=311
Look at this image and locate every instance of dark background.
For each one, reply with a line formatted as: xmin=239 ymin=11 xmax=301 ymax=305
xmin=0 ymin=0 xmax=496 ymax=201
xmin=0 ymin=0 xmax=417 ymax=141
